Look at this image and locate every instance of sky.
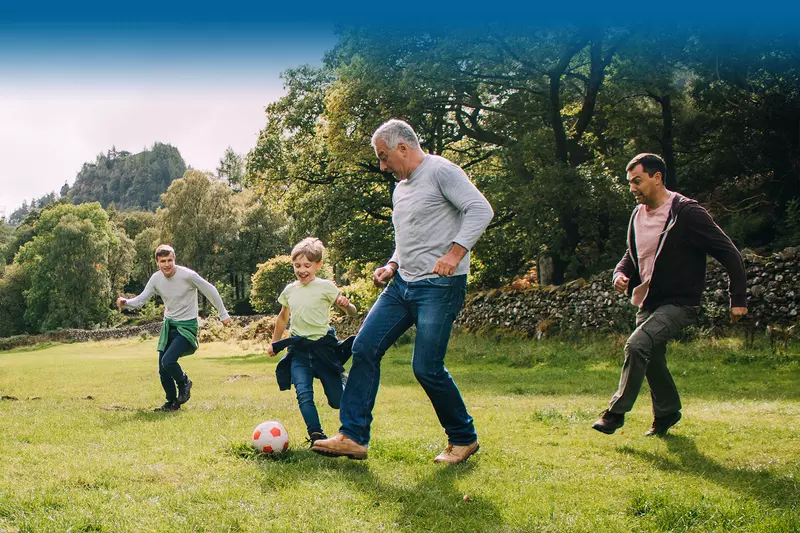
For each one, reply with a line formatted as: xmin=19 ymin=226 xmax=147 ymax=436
xmin=3 ymin=3 xmax=799 ymax=219
xmin=0 ymin=21 xmax=336 ymax=218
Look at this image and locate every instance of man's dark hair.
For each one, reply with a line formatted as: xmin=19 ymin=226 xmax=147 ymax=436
xmin=626 ymin=153 xmax=666 ymax=180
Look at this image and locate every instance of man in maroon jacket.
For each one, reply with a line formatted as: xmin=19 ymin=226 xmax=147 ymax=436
xmin=592 ymin=153 xmax=748 ymax=436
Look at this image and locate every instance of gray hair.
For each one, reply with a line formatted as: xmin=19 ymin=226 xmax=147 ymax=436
xmin=371 ymin=119 xmax=420 ymax=150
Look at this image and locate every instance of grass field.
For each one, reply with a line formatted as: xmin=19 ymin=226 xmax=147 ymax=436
xmin=0 ymin=333 xmax=798 ymax=532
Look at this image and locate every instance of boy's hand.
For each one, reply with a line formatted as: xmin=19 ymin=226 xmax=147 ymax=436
xmin=267 ymin=343 xmax=276 ymax=356
xmin=335 ymin=294 xmax=351 ymax=308
xmin=373 ymin=265 xmax=395 ymax=287
xmin=222 ymin=318 xmax=232 ymax=326
xmin=115 ymin=297 xmax=126 ymax=310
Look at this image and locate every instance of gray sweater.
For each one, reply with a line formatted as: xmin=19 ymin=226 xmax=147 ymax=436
xmin=123 ymin=265 xmax=230 ymax=321
xmin=389 ymin=154 xmax=493 ymax=281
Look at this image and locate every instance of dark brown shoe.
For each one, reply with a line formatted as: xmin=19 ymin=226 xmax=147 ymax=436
xmin=311 ymin=433 xmax=368 ymax=460
xmin=591 ymin=410 xmax=625 ymax=434
xmin=645 ymin=411 xmax=681 ymax=437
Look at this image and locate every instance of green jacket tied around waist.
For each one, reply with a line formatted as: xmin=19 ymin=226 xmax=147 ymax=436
xmin=157 ymin=318 xmax=199 ymax=356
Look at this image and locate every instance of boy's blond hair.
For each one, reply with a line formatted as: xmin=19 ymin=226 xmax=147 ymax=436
xmin=154 ymin=244 xmax=175 ymax=260
xmin=291 ymin=237 xmax=324 ymax=263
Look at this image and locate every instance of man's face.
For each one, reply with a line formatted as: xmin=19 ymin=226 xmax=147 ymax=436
xmin=293 ymin=255 xmax=322 ymax=285
xmin=627 ymin=164 xmax=661 ymax=205
xmin=157 ymin=253 xmax=176 ymax=278
xmin=374 ymin=139 xmax=409 ymax=179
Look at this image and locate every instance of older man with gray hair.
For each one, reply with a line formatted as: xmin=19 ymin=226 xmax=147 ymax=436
xmin=312 ymin=119 xmax=493 ymax=463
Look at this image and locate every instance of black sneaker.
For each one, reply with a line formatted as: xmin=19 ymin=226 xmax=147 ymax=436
xmin=591 ymin=409 xmax=625 ymax=434
xmin=645 ymin=411 xmax=682 ymax=437
xmin=154 ymin=401 xmax=180 ymax=412
xmin=177 ymin=376 xmax=192 ymax=405
xmin=307 ymin=431 xmax=328 ymax=448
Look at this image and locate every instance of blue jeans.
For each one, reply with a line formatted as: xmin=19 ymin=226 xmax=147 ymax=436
xmin=158 ymin=327 xmax=191 ymax=403
xmin=291 ymin=348 xmax=345 ymax=436
xmin=339 ymin=274 xmax=475 ymax=446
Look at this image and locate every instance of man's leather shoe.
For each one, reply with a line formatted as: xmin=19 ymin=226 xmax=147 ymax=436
xmin=591 ymin=410 xmax=625 ymax=434
xmin=645 ymin=411 xmax=681 ymax=437
xmin=433 ymin=441 xmax=479 ymax=464
xmin=311 ymin=433 xmax=368 ymax=460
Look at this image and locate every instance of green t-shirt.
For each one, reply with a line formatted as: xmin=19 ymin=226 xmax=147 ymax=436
xmin=278 ymin=277 xmax=341 ymax=340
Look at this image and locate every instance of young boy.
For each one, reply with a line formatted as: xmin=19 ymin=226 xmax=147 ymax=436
xmin=268 ymin=237 xmax=358 ymax=446
xmin=116 ymin=244 xmax=231 ymax=412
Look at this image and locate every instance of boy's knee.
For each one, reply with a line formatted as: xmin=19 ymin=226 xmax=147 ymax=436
xmin=295 ymin=390 xmax=314 ymax=405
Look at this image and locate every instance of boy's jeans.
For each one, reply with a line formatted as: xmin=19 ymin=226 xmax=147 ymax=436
xmin=158 ymin=327 xmax=192 ymax=403
xmin=290 ymin=349 xmax=345 ymax=436
xmin=339 ymin=274 xmax=476 ymax=446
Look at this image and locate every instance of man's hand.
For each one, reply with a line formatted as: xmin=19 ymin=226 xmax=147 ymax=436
xmin=222 ymin=318 xmax=232 ymax=327
xmin=613 ymin=275 xmax=630 ymax=295
xmin=432 ymin=251 xmax=460 ymax=277
xmin=267 ymin=343 xmax=276 ymax=357
xmin=730 ymin=306 xmax=748 ymax=323
xmin=373 ymin=265 xmax=396 ymax=288
xmin=115 ymin=297 xmax=126 ymax=310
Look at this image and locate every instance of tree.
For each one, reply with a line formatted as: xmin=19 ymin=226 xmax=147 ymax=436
xmin=15 ymin=203 xmax=128 ymax=332
xmin=0 ymin=263 xmax=31 ymax=336
xmin=159 ymin=170 xmax=239 ymax=279
xmin=217 ymin=147 xmax=245 ymax=190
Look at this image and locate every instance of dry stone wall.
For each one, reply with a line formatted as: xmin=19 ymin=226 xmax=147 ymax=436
xmin=2 ymin=247 xmax=795 ymax=350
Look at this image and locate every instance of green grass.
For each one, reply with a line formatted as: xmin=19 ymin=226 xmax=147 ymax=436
xmin=0 ymin=334 xmax=798 ymax=532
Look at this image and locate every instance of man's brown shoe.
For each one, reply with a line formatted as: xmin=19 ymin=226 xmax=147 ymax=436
xmin=433 ymin=441 xmax=479 ymax=464
xmin=311 ymin=433 xmax=368 ymax=460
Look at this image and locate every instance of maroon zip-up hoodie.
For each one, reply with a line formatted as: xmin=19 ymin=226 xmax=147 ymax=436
xmin=614 ymin=193 xmax=747 ymax=311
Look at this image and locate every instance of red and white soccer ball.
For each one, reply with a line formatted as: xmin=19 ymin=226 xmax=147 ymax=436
xmin=251 ymin=421 xmax=289 ymax=455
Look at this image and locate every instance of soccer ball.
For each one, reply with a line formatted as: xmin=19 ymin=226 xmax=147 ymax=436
xmin=251 ymin=421 xmax=289 ymax=455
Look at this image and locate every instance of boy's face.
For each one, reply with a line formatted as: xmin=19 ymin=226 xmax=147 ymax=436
xmin=292 ymin=255 xmax=322 ymax=285
xmin=157 ymin=253 xmax=176 ymax=278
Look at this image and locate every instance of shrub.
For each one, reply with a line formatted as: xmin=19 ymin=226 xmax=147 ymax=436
xmin=250 ymin=255 xmax=295 ymax=314
xmin=340 ymin=277 xmax=381 ymax=313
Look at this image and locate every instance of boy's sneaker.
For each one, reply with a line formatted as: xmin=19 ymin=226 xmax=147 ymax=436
xmin=591 ymin=409 xmax=625 ymax=434
xmin=154 ymin=401 xmax=180 ymax=412
xmin=645 ymin=411 xmax=682 ymax=437
xmin=306 ymin=431 xmax=328 ymax=448
xmin=177 ymin=376 xmax=192 ymax=405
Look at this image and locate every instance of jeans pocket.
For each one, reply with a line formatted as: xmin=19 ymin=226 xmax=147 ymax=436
xmin=422 ymin=276 xmax=457 ymax=287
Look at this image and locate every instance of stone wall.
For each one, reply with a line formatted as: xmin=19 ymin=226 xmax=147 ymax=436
xmin=2 ymin=247 xmax=795 ymax=350
xmin=457 ymin=247 xmax=799 ymax=337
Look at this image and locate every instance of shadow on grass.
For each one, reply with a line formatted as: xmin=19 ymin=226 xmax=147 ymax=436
xmin=315 ymin=459 xmax=503 ymax=532
xmin=619 ymin=434 xmax=799 ymax=508
xmin=227 ymin=440 xmax=503 ymax=531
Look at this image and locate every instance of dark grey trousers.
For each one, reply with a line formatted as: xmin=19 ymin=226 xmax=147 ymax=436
xmin=608 ymin=304 xmax=699 ymax=417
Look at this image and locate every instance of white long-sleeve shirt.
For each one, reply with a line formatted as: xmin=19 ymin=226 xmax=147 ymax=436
xmin=123 ymin=265 xmax=230 ymax=321
xmin=389 ymin=154 xmax=494 ymax=281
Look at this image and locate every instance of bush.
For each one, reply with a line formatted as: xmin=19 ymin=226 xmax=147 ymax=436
xmin=340 ymin=277 xmax=381 ymax=313
xmin=250 ymin=256 xmax=295 ymax=314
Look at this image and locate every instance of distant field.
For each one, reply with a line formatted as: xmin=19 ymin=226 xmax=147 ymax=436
xmin=0 ymin=334 xmax=797 ymax=532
